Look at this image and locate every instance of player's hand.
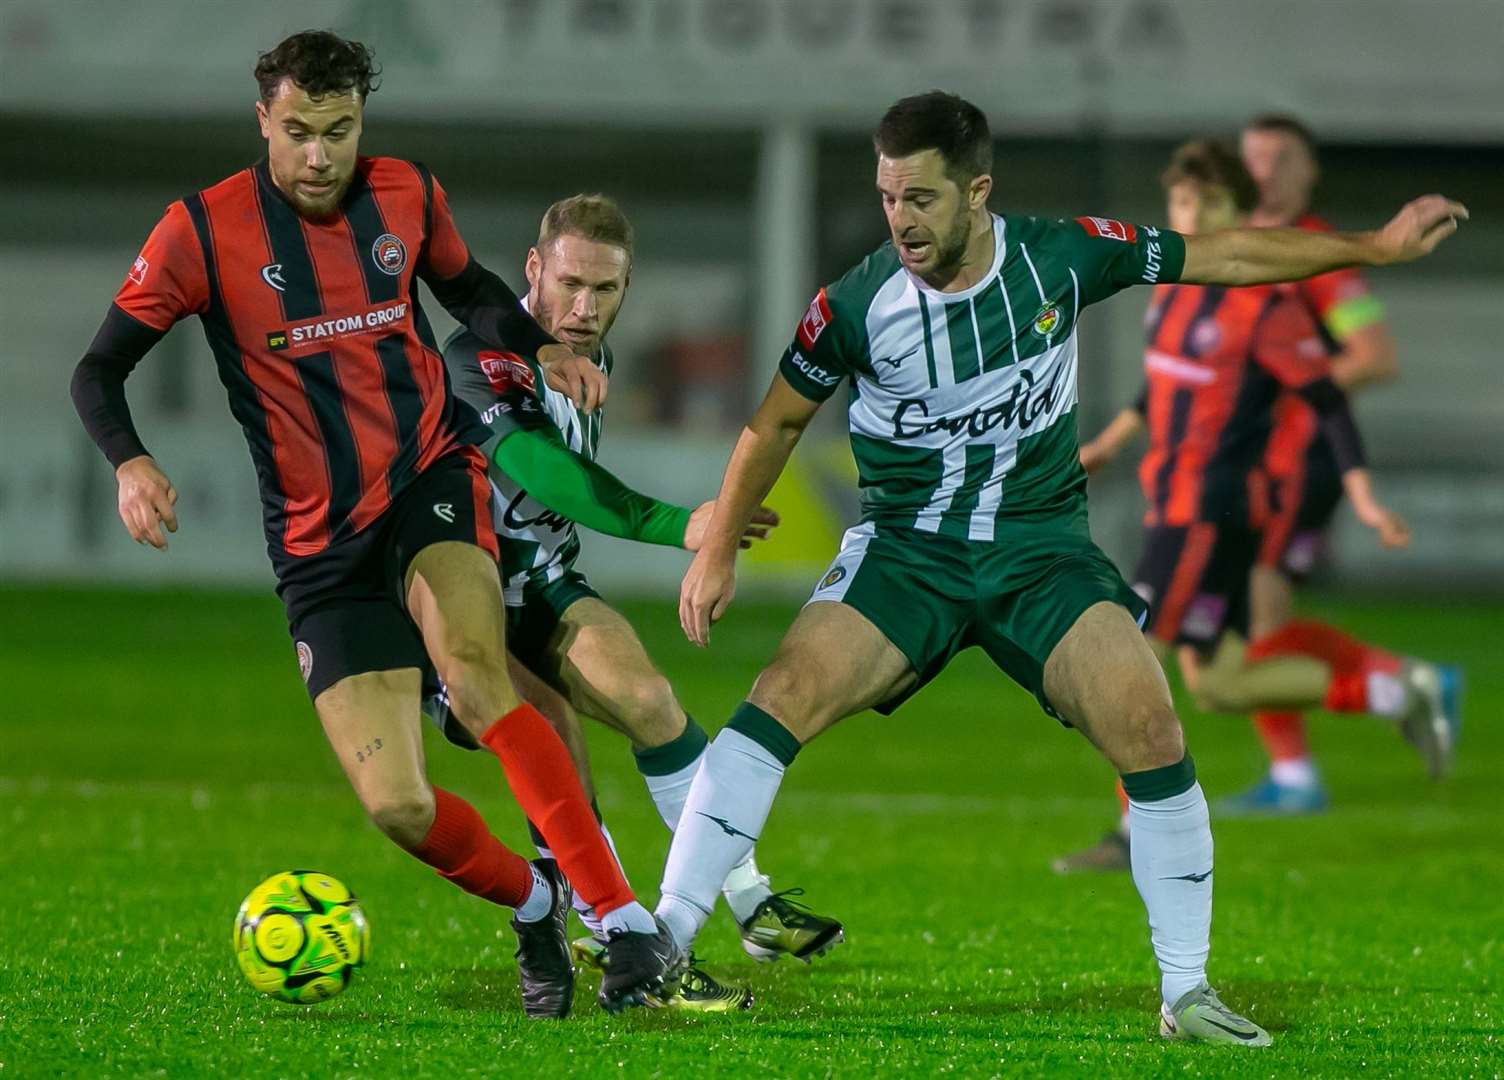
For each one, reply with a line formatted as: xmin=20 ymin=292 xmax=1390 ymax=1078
xmin=1355 ymin=501 xmax=1412 ymax=549
xmin=537 ymin=344 xmax=607 ymax=413
xmin=680 ymin=546 xmax=737 ymax=647
xmin=1078 ymin=441 xmax=1114 ymax=477
xmin=684 ymin=502 xmax=780 ymax=552
xmin=115 ymin=454 xmax=179 ymax=551
xmin=1373 ymin=195 xmax=1469 ymax=264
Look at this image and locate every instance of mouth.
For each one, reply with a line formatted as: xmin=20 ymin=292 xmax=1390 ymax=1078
xmin=558 ymin=327 xmax=596 ymax=347
xmin=298 ymin=178 xmax=338 ymax=198
xmin=899 ymin=239 xmax=932 ymax=263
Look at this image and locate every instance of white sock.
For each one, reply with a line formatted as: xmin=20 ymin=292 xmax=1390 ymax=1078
xmin=1367 ymin=670 xmax=1407 ymax=718
xmin=655 ymin=728 xmax=787 ymax=951
xmin=1127 ymin=782 xmax=1213 ymax=1006
xmin=536 ymin=821 xmax=620 ymax=941
xmin=600 ymin=901 xmax=657 ymax=936
xmin=1270 ymin=758 xmax=1319 ymax=788
xmin=640 ymin=740 xmax=774 ymax=922
xmin=513 ymin=863 xmax=553 ymax=923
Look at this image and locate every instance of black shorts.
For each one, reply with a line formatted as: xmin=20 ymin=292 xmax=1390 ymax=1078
xmin=1133 ymin=523 xmax=1260 ymax=650
xmin=1258 ymin=443 xmax=1344 ymax=581
xmin=273 ymin=450 xmax=497 ymax=700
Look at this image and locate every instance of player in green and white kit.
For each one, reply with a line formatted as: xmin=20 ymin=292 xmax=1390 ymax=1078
xmin=425 ymin=197 xmax=843 ymax=1005
xmin=651 ymin=93 xmax=1467 ymax=1044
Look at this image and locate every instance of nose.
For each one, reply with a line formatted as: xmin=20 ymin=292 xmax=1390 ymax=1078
xmin=574 ymin=289 xmax=598 ymax=319
xmin=305 ymin=139 xmax=330 ymax=171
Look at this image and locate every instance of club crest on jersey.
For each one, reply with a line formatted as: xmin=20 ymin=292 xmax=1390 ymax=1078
xmin=1190 ymin=317 xmax=1221 ymax=353
xmin=818 ymin=566 xmax=847 ymax=590
xmin=371 ymin=233 xmax=407 ymax=276
xmin=260 ymin=263 xmax=288 ymax=292
xmin=478 ymin=351 xmax=537 ymax=394
xmin=797 ymin=289 xmax=833 ymax=350
xmin=128 ymin=255 xmax=149 ymax=286
xmin=1075 ymin=216 xmax=1137 ymax=243
xmin=296 ymin=641 xmax=314 ymax=683
xmin=1032 ymin=301 xmax=1063 ymax=337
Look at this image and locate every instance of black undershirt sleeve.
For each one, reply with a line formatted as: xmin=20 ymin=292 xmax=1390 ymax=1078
xmin=1131 ymin=381 xmax=1149 ymax=418
xmin=70 ymin=304 xmax=166 ymax=468
xmin=1297 ymin=376 xmax=1367 ymax=473
xmin=420 ymin=257 xmax=557 ymax=360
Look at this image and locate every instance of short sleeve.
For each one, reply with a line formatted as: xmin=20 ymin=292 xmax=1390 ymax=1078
xmin=1295 ymin=267 xmax=1385 ymax=340
xmin=443 ymin=333 xmax=553 ymax=453
xmin=777 ymin=287 xmax=857 ymax=402
xmin=1064 ymin=217 xmax=1186 ymax=307
xmin=1253 ymin=294 xmax=1330 ymax=388
xmin=113 ymin=201 xmax=209 ymax=331
xmin=421 ymin=172 xmax=472 ymax=281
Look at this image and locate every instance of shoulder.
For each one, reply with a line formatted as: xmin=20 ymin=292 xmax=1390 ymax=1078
xmin=825 ymin=241 xmax=904 ymax=318
xmin=361 ymin=155 xmax=428 ymax=189
xmin=195 ymin=167 xmax=257 ymax=212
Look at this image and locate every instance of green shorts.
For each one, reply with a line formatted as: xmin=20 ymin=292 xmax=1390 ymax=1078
xmin=506 ymin=569 xmax=601 ymax=674
xmin=806 ymin=516 xmax=1148 ymax=720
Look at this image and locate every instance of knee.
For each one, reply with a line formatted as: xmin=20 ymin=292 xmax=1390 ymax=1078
xmin=436 ymin=636 xmax=515 ymax=725
xmin=613 ymin=675 xmax=683 ymax=744
xmin=365 ymin=784 xmax=436 ymax=850
xmin=747 ymin=661 xmax=828 ymax=740
xmin=1121 ymin=697 xmax=1186 ymax=771
xmin=1190 ymin=664 xmax=1245 ymax=715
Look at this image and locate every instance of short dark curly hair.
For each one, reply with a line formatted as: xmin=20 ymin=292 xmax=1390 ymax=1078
xmin=874 ymin=91 xmax=993 ymax=183
xmin=254 ymin=30 xmax=380 ymax=104
xmin=1161 ymin=139 xmax=1260 ymax=213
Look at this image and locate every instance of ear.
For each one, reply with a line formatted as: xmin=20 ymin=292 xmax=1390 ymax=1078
xmin=969 ymin=173 xmax=993 ymax=210
xmin=524 ymin=247 xmax=542 ymax=292
xmin=255 ymin=100 xmax=271 ymax=139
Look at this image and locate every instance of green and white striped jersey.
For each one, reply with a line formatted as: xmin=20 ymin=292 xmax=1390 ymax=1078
xmin=443 ymin=326 xmax=613 ymax=603
xmin=780 ymin=213 xmax=1185 ymax=537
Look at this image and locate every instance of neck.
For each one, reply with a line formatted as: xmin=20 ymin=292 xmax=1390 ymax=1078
xmin=922 ymin=210 xmax=995 ymax=293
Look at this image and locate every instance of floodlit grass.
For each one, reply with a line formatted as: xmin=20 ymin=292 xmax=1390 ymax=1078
xmin=1 ymin=585 xmax=1498 ymax=1077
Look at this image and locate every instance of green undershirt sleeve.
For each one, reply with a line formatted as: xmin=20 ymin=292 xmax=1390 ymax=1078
xmin=491 ymin=428 xmax=692 ymax=548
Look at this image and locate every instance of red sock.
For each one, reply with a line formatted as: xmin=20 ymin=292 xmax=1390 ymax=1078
xmin=1246 ymin=619 xmax=1401 ymax=714
xmin=1253 ymin=711 xmax=1310 ymax=762
xmin=481 ymin=703 xmax=635 ymax=919
xmin=412 ymin=787 xmax=533 ymax=908
xmin=1115 ymin=779 xmax=1129 ymax=817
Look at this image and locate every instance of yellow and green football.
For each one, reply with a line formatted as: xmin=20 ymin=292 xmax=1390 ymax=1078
xmin=233 ymin=870 xmax=369 ymax=1004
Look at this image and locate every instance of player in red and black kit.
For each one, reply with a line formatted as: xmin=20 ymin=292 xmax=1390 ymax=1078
xmin=1054 ymin=141 xmax=1460 ymax=872
xmin=68 ymin=31 xmax=681 ymax=1016
xmin=1224 ymin=114 xmax=1461 ymax=812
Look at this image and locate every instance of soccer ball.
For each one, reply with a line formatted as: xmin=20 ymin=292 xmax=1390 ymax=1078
xmin=233 ymin=870 xmax=369 ymax=1004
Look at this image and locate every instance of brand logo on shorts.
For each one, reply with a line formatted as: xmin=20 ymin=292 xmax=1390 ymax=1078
xmin=260 ymin=263 xmax=288 ymax=292
xmin=433 ymin=503 xmax=455 ymax=523
xmin=1032 ymin=301 xmax=1063 ymax=337
xmin=371 ymin=233 xmax=407 ymax=276
xmin=1181 ymin=593 xmax=1227 ymax=642
xmin=818 ymin=566 xmax=847 ymax=590
xmin=296 ymin=641 xmax=314 ymax=683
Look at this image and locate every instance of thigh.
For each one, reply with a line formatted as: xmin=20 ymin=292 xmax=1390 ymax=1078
xmin=405 ymin=540 xmax=509 ymax=664
xmin=550 ymin=596 xmax=680 ymax=737
xmin=314 ymin=667 xmax=429 ymax=809
xmin=749 ymin=600 xmax=918 ymax=744
xmin=1042 ymin=601 xmax=1183 ymax=774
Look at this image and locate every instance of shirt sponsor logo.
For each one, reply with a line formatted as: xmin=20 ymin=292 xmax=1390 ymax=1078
xmin=128 ymin=255 xmax=149 ymax=286
xmin=502 ymin=489 xmax=571 ymax=534
xmin=266 ymin=331 xmax=289 ymax=351
xmin=788 ymin=351 xmax=840 ymax=387
xmin=1142 ymin=225 xmax=1163 ymax=283
xmin=796 ymin=288 xmax=833 ymax=350
xmin=478 ymin=350 xmax=537 ymax=395
xmin=281 ymin=301 xmax=410 ymax=347
xmin=1076 ymin=216 xmax=1138 ymax=243
xmin=891 ymin=368 xmax=1061 ymax=440
xmin=371 ymin=233 xmax=408 ymax=276
xmin=260 ymin=263 xmax=288 ymax=293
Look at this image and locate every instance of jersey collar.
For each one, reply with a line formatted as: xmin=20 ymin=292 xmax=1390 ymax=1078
xmin=901 ymin=213 xmax=1006 ymax=302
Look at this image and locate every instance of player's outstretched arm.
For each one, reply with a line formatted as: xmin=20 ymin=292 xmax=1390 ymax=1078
xmin=1181 ymin=195 xmax=1468 ymax=286
xmin=1080 ymin=406 xmax=1145 ymax=476
xmin=680 ymin=374 xmax=822 ymax=646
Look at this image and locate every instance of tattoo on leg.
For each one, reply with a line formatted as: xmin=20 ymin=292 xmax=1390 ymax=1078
xmin=354 ymin=737 xmax=385 ymax=764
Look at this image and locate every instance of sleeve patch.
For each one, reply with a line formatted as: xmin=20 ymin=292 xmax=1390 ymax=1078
xmin=477 ymin=350 xmax=537 ymax=395
xmin=1076 ymin=216 xmax=1138 ymax=243
xmin=796 ymin=288 xmax=833 ymax=350
xmin=128 ymin=254 xmax=149 ymax=286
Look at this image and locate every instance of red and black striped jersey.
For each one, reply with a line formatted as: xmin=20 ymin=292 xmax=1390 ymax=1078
xmin=1138 ymin=281 xmax=1329 ymax=528
xmin=1264 ymin=214 xmax=1384 ymax=482
xmin=112 ymin=157 xmax=489 ymax=558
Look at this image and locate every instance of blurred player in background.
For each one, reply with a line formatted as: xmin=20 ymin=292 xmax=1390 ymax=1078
xmin=67 ymin=30 xmax=680 ymax=1019
xmin=651 ymin=91 xmax=1466 ymax=1046
xmin=427 ymin=194 xmax=842 ymax=1010
xmin=1053 ymin=141 xmax=1461 ymax=874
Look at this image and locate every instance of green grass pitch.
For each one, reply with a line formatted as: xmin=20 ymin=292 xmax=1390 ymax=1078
xmin=1 ymin=585 xmax=1499 ymax=1077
